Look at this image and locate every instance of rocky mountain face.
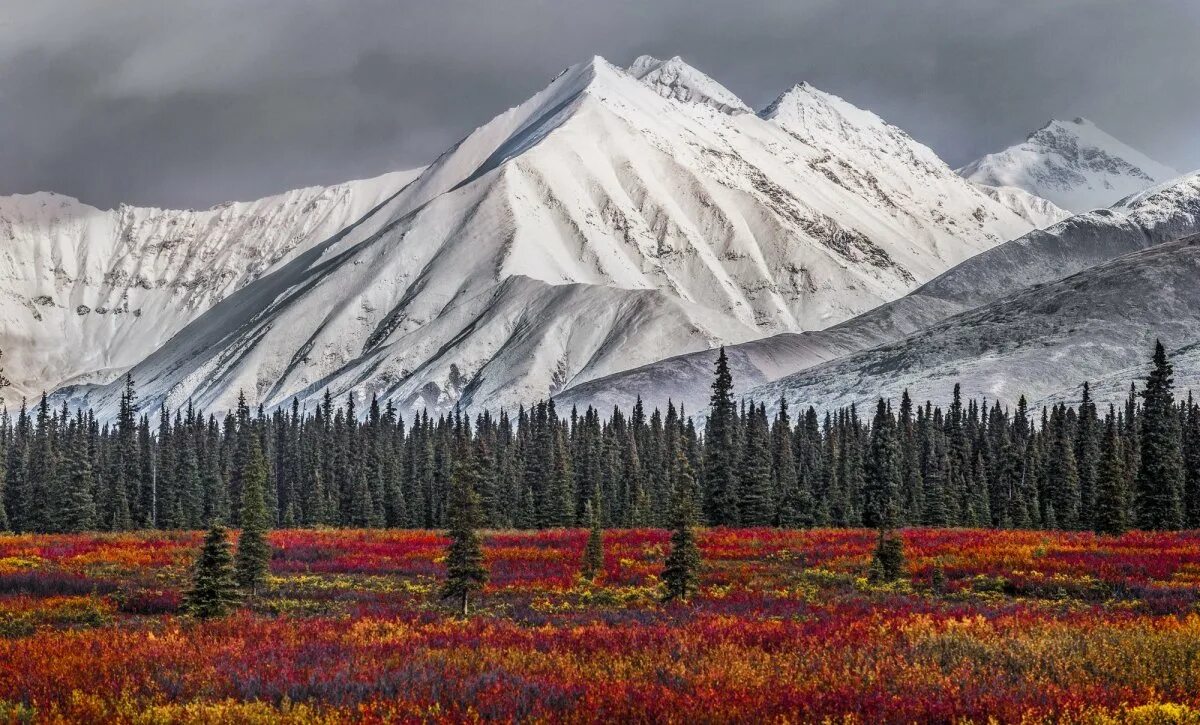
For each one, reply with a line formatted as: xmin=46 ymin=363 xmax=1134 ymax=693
xmin=958 ymin=117 xmax=1179 ymax=213
xmin=0 ymin=171 xmax=420 ymax=400
xmin=555 ymin=173 xmax=1200 ymax=416
xmin=746 ymin=231 xmax=1200 ymax=414
xmin=7 ymin=55 xmax=1046 ymax=418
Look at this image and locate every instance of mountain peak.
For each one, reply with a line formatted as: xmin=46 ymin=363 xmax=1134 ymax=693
xmin=624 ymin=54 xmax=750 ymax=115
xmin=759 ymin=81 xmax=936 ymax=162
xmin=961 ymin=117 xmax=1179 ymax=212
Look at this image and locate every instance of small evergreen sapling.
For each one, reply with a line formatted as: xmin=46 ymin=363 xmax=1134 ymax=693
xmin=869 ymin=529 xmax=906 ymax=583
xmin=185 ymin=524 xmax=240 ymax=618
xmin=662 ymin=449 xmax=702 ymax=602
xmin=441 ymin=451 xmax=488 ymax=615
xmin=581 ymin=499 xmax=604 ymax=582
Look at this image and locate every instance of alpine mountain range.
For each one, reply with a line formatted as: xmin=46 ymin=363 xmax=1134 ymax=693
xmin=2 ymin=55 xmax=1195 ymax=422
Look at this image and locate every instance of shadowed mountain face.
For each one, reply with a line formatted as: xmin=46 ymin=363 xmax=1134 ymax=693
xmin=746 ymin=233 xmax=1200 ymax=416
xmin=8 ymin=55 xmax=1044 ymax=419
xmin=555 ymin=173 xmax=1200 ymax=417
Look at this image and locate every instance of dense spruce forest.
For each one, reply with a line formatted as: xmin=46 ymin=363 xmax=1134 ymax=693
xmin=0 ymin=342 xmax=1198 ymax=535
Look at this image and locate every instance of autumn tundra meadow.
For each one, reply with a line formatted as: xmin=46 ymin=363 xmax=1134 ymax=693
xmin=1 ymin=527 xmax=1199 ymax=723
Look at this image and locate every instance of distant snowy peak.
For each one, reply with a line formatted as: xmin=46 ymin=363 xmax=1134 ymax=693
xmin=959 ymin=117 xmax=1179 ymax=213
xmin=625 ymin=55 xmax=751 ymax=115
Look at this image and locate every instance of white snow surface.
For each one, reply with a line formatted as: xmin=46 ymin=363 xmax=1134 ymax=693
xmin=958 ymin=117 xmax=1179 ymax=213
xmin=969 ymin=183 xmax=1072 ymax=229
xmin=556 ymin=172 xmax=1200 ymax=418
xmin=7 ymin=55 xmax=1043 ymax=418
xmin=626 ymin=55 xmax=752 ymax=115
xmin=0 ymin=170 xmax=421 ymax=400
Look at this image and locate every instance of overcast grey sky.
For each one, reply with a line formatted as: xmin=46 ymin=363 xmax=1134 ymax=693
xmin=3 ymin=0 xmax=1197 ymax=209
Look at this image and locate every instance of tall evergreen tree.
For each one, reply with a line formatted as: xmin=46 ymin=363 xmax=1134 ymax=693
xmin=703 ymin=348 xmax=739 ymax=526
xmin=1136 ymin=341 xmax=1185 ymax=530
xmin=58 ymin=413 xmax=96 ymax=532
xmin=1182 ymin=394 xmax=1200 ymax=528
xmin=1094 ymin=408 xmax=1129 ymax=536
xmin=234 ymin=437 xmax=272 ymax=596
xmin=863 ymin=399 xmax=901 ymax=530
xmin=737 ymin=403 xmax=774 ymax=526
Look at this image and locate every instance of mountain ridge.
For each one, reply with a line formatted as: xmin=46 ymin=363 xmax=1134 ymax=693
xmin=4 ymin=55 xmax=1053 ymax=418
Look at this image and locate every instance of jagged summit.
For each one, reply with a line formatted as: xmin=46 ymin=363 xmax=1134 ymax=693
xmin=959 ymin=117 xmax=1179 ymax=213
xmin=624 ymin=54 xmax=751 ymax=115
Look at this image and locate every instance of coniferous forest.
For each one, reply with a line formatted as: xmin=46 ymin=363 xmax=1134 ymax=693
xmin=1 ymin=341 xmax=1198 ymax=536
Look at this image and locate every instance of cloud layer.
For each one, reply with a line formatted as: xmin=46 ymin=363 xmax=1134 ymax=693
xmin=3 ymin=0 xmax=1197 ymax=208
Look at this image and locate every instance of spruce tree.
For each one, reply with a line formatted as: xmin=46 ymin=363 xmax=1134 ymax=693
xmin=703 ymin=348 xmax=738 ymax=526
xmin=737 ymin=403 xmax=774 ymax=526
xmin=59 ymin=415 xmax=96 ymax=532
xmin=1136 ymin=341 xmax=1185 ymax=529
xmin=1094 ymin=409 xmax=1129 ymax=536
xmin=863 ymin=399 xmax=901 ymax=530
xmin=1075 ymin=382 xmax=1100 ymax=529
xmin=185 ymin=524 xmax=241 ymax=618
xmin=441 ymin=447 xmax=488 ymax=615
xmin=1182 ymin=394 xmax=1200 ymax=528
xmin=234 ymin=437 xmax=272 ymax=596
xmin=581 ymin=498 xmax=604 ymax=582
xmin=869 ymin=529 xmax=906 ymax=583
xmin=1047 ymin=405 xmax=1081 ymax=529
xmin=662 ymin=449 xmax=701 ymax=602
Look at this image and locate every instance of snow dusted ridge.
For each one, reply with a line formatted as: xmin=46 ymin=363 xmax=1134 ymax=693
xmin=626 ymin=55 xmax=752 ymax=115
xmin=0 ymin=170 xmax=422 ymax=400
xmin=969 ymin=183 xmax=1072 ymax=229
xmin=747 ymin=231 xmax=1200 ymax=416
xmin=556 ymin=172 xmax=1200 ymax=417
xmin=959 ymin=117 xmax=1179 ymax=213
xmin=9 ymin=55 xmax=1048 ymax=418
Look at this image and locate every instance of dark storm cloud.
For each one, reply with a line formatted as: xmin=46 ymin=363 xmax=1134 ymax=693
xmin=3 ymin=0 xmax=1197 ymax=209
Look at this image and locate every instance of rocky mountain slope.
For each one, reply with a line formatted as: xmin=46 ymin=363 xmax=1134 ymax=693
xmin=26 ymin=55 xmax=1042 ymax=418
xmin=958 ymin=117 xmax=1179 ymax=213
xmin=745 ymin=232 xmax=1200 ymax=413
xmin=555 ymin=173 xmax=1200 ymax=415
xmin=0 ymin=170 xmax=420 ymax=399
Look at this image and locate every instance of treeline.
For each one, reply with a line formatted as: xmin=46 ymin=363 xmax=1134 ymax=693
xmin=1 ymin=342 xmax=1198 ymax=535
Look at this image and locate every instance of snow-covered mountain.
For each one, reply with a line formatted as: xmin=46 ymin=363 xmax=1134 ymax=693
xmin=9 ymin=55 xmax=1045 ymax=417
xmin=958 ymin=117 xmax=1179 ymax=213
xmin=0 ymin=170 xmax=421 ymax=400
xmin=555 ymin=172 xmax=1200 ymax=416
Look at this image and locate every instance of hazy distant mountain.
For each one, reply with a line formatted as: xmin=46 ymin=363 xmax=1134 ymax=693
xmin=958 ymin=117 xmax=1179 ymax=213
